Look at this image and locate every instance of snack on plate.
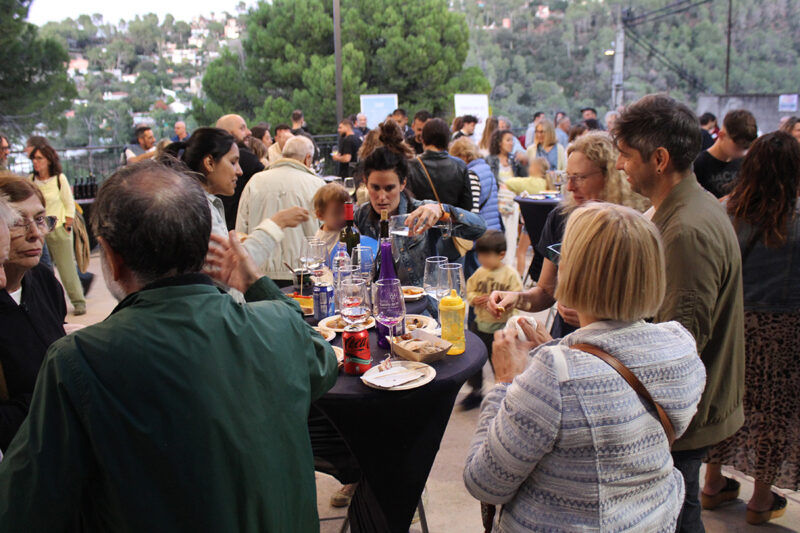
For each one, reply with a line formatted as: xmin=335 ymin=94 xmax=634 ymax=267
xmin=313 ymin=326 xmax=335 ymax=340
xmin=403 ymin=287 xmax=424 ymax=296
xmin=405 ymin=317 xmax=426 ymax=330
xmin=393 ymin=337 xmax=441 ymax=355
xmin=290 ymin=293 xmax=314 ymax=314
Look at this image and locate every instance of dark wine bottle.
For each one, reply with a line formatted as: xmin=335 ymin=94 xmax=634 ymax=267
xmin=338 ymin=201 xmax=360 ymax=255
xmin=89 ymin=175 xmax=97 ymax=198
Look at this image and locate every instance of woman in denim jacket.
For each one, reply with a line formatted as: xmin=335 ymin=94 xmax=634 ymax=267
xmin=354 ymin=146 xmax=486 ymax=288
xmin=704 ymin=131 xmax=800 ymax=525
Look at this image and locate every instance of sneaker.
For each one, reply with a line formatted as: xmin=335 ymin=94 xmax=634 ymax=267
xmin=459 ymin=392 xmax=483 ymax=411
xmin=330 ymin=483 xmax=357 ymax=508
xmin=73 ymin=304 xmax=87 ymax=316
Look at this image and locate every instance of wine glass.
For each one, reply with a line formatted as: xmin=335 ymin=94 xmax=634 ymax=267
xmin=343 ymin=177 xmax=356 ymax=198
xmin=373 ymin=278 xmax=406 ymax=360
xmin=439 ymin=262 xmax=465 ymax=300
xmin=339 ymin=278 xmax=370 ymax=327
xmin=306 ymin=238 xmax=327 ymax=282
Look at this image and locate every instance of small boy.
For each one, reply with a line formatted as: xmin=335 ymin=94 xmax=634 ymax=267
xmin=462 ymin=230 xmax=523 ymax=410
xmin=312 ymin=182 xmax=350 ymax=254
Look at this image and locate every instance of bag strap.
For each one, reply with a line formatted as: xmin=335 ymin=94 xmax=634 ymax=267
xmin=570 ymin=342 xmax=675 ymax=446
xmin=416 ymin=156 xmax=442 ymax=204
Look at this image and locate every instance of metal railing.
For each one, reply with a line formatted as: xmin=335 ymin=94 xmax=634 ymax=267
xmin=5 ymin=134 xmax=344 ymax=184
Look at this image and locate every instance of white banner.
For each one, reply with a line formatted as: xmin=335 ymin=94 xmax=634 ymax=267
xmin=360 ymin=94 xmax=399 ymax=129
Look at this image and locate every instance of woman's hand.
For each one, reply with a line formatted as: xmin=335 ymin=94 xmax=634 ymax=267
xmin=492 ymin=319 xmax=548 ymax=383
xmin=271 ymin=206 xmax=310 ymax=229
xmin=487 ymin=290 xmax=520 ymax=318
xmin=557 ymin=302 xmax=581 ymax=328
xmin=63 ymin=217 xmax=73 ymax=232
xmin=405 ymin=203 xmax=443 ymax=236
xmin=204 ymin=231 xmax=264 ymax=293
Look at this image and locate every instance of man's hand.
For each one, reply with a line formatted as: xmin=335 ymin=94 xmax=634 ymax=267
xmin=63 ymin=217 xmax=73 ymax=232
xmin=487 ymin=290 xmax=520 ymax=318
xmin=557 ymin=302 xmax=581 ymax=328
xmin=204 ymin=231 xmax=264 ymax=293
xmin=405 ymin=204 xmax=442 ymax=236
xmin=271 ymin=206 xmax=310 ymax=229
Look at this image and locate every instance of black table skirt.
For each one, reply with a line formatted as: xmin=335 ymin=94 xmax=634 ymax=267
xmin=315 ymin=328 xmax=487 ymax=532
xmin=516 ymin=196 xmax=559 ymax=281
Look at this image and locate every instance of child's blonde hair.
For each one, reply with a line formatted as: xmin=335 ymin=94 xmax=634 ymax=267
xmin=312 ymin=182 xmax=350 ymax=216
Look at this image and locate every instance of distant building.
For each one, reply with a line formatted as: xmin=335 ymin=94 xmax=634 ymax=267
xmin=103 ymin=91 xmax=129 ymax=102
xmin=536 ymin=6 xmax=551 ymax=19
xmin=68 ymin=57 xmax=89 ymax=77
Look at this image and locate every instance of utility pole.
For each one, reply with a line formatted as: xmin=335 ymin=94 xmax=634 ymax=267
xmin=725 ymin=0 xmax=732 ymax=94
xmin=612 ymin=7 xmax=625 ymax=109
xmin=333 ymin=0 xmax=343 ymax=123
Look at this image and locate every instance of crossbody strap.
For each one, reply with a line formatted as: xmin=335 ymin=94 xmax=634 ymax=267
xmin=416 ymin=156 xmax=450 ymax=222
xmin=570 ymin=343 xmax=676 ymax=446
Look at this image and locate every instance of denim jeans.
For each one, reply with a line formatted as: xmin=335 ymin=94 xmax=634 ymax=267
xmin=672 ymin=447 xmax=710 ymax=533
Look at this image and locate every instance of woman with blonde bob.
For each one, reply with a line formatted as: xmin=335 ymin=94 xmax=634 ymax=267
xmin=465 ymin=202 xmax=706 ymax=533
xmin=489 ymin=132 xmax=648 ymax=337
xmin=525 ymin=118 xmax=566 ymax=171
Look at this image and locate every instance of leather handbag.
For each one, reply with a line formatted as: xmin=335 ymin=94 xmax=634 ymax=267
xmin=415 ymin=157 xmax=473 ymax=257
xmin=570 ymin=343 xmax=676 ymax=445
xmin=72 ymin=207 xmax=91 ymax=274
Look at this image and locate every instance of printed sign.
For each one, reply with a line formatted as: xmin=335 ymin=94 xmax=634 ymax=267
xmin=360 ymin=94 xmax=399 ymax=129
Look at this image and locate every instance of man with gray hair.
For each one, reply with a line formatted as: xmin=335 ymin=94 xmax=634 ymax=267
xmin=0 ymin=160 xmax=337 ymax=531
xmin=236 ymin=135 xmax=324 ymax=285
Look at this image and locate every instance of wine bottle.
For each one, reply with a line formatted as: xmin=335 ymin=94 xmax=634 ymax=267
xmin=374 ymin=209 xmax=403 ymax=348
xmin=371 ymin=209 xmax=393 ymax=282
xmin=339 ymin=202 xmax=360 ymax=255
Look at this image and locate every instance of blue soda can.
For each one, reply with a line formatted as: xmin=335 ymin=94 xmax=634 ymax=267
xmin=313 ymin=283 xmax=335 ymax=321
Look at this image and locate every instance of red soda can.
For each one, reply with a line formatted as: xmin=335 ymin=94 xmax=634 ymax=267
xmin=343 ymin=325 xmax=371 ymax=375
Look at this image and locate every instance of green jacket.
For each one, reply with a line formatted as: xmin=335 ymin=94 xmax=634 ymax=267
xmin=0 ymin=274 xmax=338 ymax=532
xmin=652 ymin=175 xmax=745 ymax=451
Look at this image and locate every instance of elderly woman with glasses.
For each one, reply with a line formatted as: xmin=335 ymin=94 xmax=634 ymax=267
xmin=0 ymin=174 xmax=67 ymax=452
xmin=489 ymin=132 xmax=649 ymax=337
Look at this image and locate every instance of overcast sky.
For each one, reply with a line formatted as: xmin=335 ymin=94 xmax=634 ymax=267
xmin=27 ymin=0 xmax=258 ymax=26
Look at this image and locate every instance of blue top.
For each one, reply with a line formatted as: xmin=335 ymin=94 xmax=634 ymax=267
xmin=467 ymin=158 xmax=502 ymax=232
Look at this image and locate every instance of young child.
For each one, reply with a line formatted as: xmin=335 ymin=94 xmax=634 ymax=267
xmin=463 ymin=230 xmax=523 ymax=410
xmin=312 ymin=182 xmax=350 ymax=254
xmin=505 ymin=157 xmax=551 ymax=196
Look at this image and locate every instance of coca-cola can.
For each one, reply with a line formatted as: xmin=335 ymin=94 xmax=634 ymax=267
xmin=342 ymin=325 xmax=371 ymax=375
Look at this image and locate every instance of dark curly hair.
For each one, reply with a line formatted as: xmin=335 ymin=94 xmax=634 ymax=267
xmin=29 ymin=141 xmax=62 ymax=177
xmin=489 ymin=129 xmax=514 ymax=156
xmin=727 ymin=131 xmax=800 ymax=247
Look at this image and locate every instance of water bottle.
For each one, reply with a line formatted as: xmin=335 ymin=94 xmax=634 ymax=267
xmin=331 ymin=242 xmax=351 ymax=312
xmin=439 ymin=289 xmax=465 ymax=355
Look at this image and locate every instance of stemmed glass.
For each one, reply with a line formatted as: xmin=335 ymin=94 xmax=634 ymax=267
xmin=343 ymin=177 xmax=356 ymax=198
xmin=439 ymin=262 xmax=465 ymax=300
xmin=373 ymin=278 xmax=406 ymax=360
xmin=306 ymin=238 xmax=327 ymax=283
xmin=339 ymin=278 xmax=370 ymax=327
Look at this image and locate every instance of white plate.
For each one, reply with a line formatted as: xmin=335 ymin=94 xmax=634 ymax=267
xmin=332 ymin=346 xmax=344 ymax=367
xmin=318 ymin=315 xmax=376 ymax=333
xmin=361 ymin=360 xmax=436 ymax=391
xmin=402 ymin=286 xmax=426 ymax=301
xmin=404 ymin=314 xmax=436 ymax=332
xmin=313 ymin=326 xmax=336 ymax=342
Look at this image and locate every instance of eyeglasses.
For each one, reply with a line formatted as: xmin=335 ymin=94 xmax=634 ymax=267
xmin=565 ymin=169 xmax=603 ymax=184
xmin=10 ymin=215 xmax=58 ymax=235
xmin=535 ymin=129 xmax=545 ymax=134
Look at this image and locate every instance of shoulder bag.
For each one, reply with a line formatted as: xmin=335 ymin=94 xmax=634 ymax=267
xmin=480 ymin=342 xmax=675 ymax=533
xmin=415 ymin=156 xmax=473 ymax=257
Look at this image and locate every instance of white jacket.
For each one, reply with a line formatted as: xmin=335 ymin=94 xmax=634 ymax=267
xmin=236 ymin=158 xmax=324 ymax=280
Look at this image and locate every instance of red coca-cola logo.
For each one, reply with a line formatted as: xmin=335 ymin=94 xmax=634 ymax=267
xmin=344 ymin=334 xmax=369 ymax=352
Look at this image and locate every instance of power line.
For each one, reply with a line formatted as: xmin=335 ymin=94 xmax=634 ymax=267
xmin=624 ymin=27 xmax=708 ymax=92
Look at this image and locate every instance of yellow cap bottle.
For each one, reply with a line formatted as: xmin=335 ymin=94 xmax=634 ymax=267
xmin=439 ymin=289 xmax=466 ymax=355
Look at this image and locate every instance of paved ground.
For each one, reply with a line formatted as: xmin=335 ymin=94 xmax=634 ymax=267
xmin=69 ymin=253 xmax=799 ymax=532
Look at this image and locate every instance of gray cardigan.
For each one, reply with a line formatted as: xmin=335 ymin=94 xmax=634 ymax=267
xmin=464 ymin=320 xmax=706 ymax=533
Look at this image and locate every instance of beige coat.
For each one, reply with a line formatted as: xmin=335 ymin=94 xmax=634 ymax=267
xmin=236 ymin=158 xmax=324 ymax=280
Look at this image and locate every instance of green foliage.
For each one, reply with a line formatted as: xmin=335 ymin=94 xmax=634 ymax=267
xmin=0 ymin=0 xmax=76 ymax=139
xmin=460 ymin=0 xmax=800 ymax=127
xmin=199 ymin=0 xmax=490 ymax=132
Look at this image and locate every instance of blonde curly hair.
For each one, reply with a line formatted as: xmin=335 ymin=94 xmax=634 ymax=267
xmin=561 ymin=132 xmax=650 ymax=213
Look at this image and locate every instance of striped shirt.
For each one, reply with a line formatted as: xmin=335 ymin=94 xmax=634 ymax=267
xmin=464 ymin=320 xmax=706 ymax=532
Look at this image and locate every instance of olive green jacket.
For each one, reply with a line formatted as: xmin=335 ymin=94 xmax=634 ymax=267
xmin=652 ymin=175 xmax=745 ymax=451
xmin=0 ymin=274 xmax=338 ymax=532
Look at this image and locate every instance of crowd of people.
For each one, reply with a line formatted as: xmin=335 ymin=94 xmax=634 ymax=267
xmin=0 ymin=91 xmax=797 ymax=532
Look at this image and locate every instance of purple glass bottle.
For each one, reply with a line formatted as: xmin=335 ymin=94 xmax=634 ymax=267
xmin=373 ymin=211 xmax=404 ymax=348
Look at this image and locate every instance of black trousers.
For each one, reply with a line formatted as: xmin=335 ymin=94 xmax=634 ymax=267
xmin=466 ymin=323 xmax=496 ymax=393
xmin=672 ymin=446 xmax=710 ymax=533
